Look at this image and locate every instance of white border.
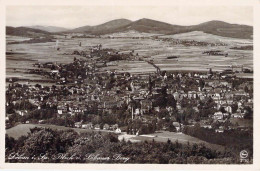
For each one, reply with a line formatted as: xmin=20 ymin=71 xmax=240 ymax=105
xmin=0 ymin=0 xmax=259 ymax=170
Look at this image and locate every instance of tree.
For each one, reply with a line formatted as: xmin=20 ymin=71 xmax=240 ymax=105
xmin=169 ymin=124 xmax=177 ymax=132
xmin=220 ymin=107 xmax=226 ymax=113
xmin=199 ymin=79 xmax=205 ymax=89
xmin=231 ymin=104 xmax=238 ymax=113
xmin=244 ymin=106 xmax=253 ymax=119
xmin=21 ymin=128 xmax=57 ymax=159
xmin=5 ymin=134 xmax=15 ymax=151
xmin=157 ymin=109 xmax=169 ymax=119
xmin=244 ymin=85 xmax=249 ymax=93
xmin=167 ymin=94 xmax=176 ymax=109
xmin=209 ymin=68 xmax=213 ymax=75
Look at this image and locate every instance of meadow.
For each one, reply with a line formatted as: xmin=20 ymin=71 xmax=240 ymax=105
xmin=6 ymin=124 xmax=223 ymax=152
xmin=6 ymin=124 xmax=113 ymax=140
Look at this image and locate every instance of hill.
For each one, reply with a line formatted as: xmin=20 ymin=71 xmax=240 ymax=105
xmin=189 ymin=20 xmax=253 ymax=39
xmin=6 ymin=26 xmax=52 ymax=38
xmin=68 ymin=18 xmax=253 ymax=39
xmin=69 ymin=19 xmax=132 ymax=34
xmin=27 ymin=25 xmax=69 ymax=32
xmin=113 ymin=18 xmax=186 ymax=35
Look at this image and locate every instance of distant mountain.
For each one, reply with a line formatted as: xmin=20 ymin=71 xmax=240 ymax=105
xmin=189 ymin=20 xmax=253 ymax=39
xmin=6 ymin=26 xmax=52 ymax=37
xmin=7 ymin=19 xmax=252 ymax=39
xmin=68 ymin=18 xmax=253 ymax=39
xmin=28 ymin=25 xmax=69 ymax=32
xmin=69 ymin=19 xmax=132 ymax=33
xmin=112 ymin=18 xmax=186 ymax=35
xmin=69 ymin=18 xmax=183 ymax=35
xmin=69 ymin=25 xmax=92 ymax=33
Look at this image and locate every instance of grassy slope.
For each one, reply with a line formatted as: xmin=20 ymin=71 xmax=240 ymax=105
xmin=6 ymin=124 xmax=112 ymax=140
xmin=6 ymin=124 xmax=224 ymax=152
xmin=132 ymin=131 xmax=225 ymax=151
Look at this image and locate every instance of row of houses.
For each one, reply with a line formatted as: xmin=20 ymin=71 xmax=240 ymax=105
xmin=74 ymin=122 xmax=122 ymax=133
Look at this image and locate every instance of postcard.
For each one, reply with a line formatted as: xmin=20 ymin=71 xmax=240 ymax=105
xmin=0 ymin=0 xmax=259 ymax=170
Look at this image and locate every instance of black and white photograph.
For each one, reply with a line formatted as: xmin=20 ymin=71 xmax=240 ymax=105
xmin=1 ymin=0 xmax=259 ymax=168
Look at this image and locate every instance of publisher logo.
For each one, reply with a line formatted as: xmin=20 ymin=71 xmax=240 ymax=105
xmin=240 ymin=150 xmax=249 ymax=163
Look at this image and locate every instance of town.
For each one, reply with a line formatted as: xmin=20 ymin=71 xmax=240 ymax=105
xmin=6 ymin=45 xmax=253 ymax=139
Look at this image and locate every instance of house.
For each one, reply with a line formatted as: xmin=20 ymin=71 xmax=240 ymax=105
xmin=51 ymin=70 xmax=59 ymax=74
xmin=215 ymin=128 xmax=224 ymax=133
xmin=193 ymin=106 xmax=199 ymax=113
xmin=231 ymin=113 xmax=245 ymax=118
xmin=173 ymin=92 xmax=180 ymax=100
xmin=225 ymin=93 xmax=234 ymax=100
xmin=82 ymin=123 xmax=93 ymax=129
xmin=140 ymin=100 xmax=152 ymax=114
xmin=200 ymin=75 xmax=209 ymax=79
xmin=154 ymin=106 xmax=160 ymax=112
xmin=74 ymin=122 xmax=82 ymax=128
xmin=57 ymin=106 xmax=66 ymax=115
xmin=237 ymin=108 xmax=244 ymax=113
xmin=225 ymin=106 xmax=232 ymax=113
xmin=115 ymin=128 xmax=122 ymax=134
xmin=166 ymin=106 xmax=174 ymax=112
xmin=94 ymin=124 xmax=100 ymax=130
xmin=38 ymin=120 xmax=44 ymax=124
xmin=58 ymin=109 xmax=62 ymax=115
xmin=103 ymin=123 xmax=110 ymax=130
xmin=111 ymin=124 xmax=119 ymax=130
xmin=135 ymin=108 xmax=141 ymax=115
xmin=188 ymin=91 xmax=197 ymax=99
xmin=104 ymin=101 xmax=117 ymax=109
xmin=213 ymin=112 xmax=224 ymax=120
xmin=176 ymin=103 xmax=182 ymax=110
xmin=201 ymin=125 xmax=212 ymax=129
xmin=223 ymin=113 xmax=230 ymax=117
xmin=15 ymin=110 xmax=28 ymax=116
xmin=172 ymin=122 xmax=181 ymax=132
xmin=238 ymin=102 xmax=243 ymax=108
xmin=198 ymin=94 xmax=206 ymax=100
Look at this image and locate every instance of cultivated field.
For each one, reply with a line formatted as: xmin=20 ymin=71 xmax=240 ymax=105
xmin=6 ymin=30 xmax=253 ymax=84
xmin=159 ymin=31 xmax=253 ymax=46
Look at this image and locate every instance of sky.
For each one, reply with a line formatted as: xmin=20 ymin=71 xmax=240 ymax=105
xmin=6 ymin=6 xmax=253 ymax=28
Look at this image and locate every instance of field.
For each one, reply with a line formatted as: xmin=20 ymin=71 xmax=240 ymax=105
xmin=6 ymin=31 xmax=253 ymax=85
xmin=159 ymin=31 xmax=253 ymax=45
xmin=131 ymin=131 xmax=224 ymax=151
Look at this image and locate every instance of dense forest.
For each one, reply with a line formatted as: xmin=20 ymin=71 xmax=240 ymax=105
xmin=183 ymin=124 xmax=253 ymax=160
xmin=5 ymin=127 xmax=250 ymax=164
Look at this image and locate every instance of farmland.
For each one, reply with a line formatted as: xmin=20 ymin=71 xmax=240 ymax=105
xmin=6 ymin=30 xmax=253 ymax=85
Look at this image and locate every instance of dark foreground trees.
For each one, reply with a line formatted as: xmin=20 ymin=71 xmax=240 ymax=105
xmin=182 ymin=125 xmax=253 ymax=161
xmin=5 ymin=127 xmax=246 ymax=164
